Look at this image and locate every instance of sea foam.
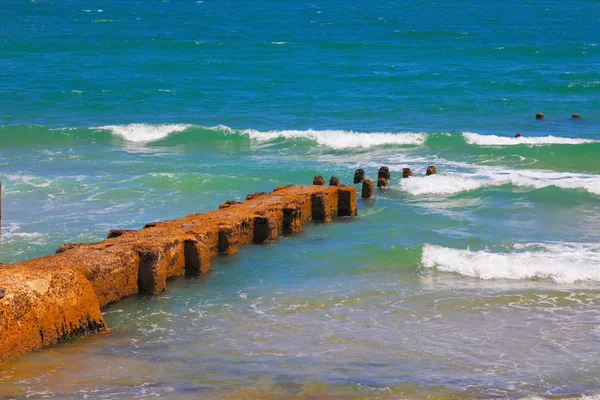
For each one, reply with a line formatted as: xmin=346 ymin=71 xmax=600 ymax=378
xmin=463 ymin=132 xmax=596 ymax=146
xmin=242 ymin=129 xmax=427 ymax=149
xmin=399 ymin=168 xmax=600 ymax=196
xmin=421 ymin=243 xmax=600 ymax=283
xmin=96 ymin=124 xmax=192 ymax=142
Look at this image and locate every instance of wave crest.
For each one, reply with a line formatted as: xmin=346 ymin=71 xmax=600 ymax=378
xmin=242 ymin=129 xmax=427 ymax=149
xmin=399 ymin=168 xmax=600 ymax=196
xmin=95 ymin=123 xmax=192 ymax=142
xmin=422 ymin=243 xmax=600 ymax=283
xmin=463 ymin=132 xmax=596 ymax=146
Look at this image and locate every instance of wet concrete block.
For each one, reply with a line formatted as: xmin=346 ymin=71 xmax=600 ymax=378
xmin=283 ymin=201 xmax=303 ymax=233
xmin=218 ymin=224 xmax=240 ymax=254
xmin=163 ymin=239 xmax=186 ymax=279
xmin=236 ymin=217 xmax=255 ymax=245
xmin=0 ymin=264 xmax=106 ymax=363
xmin=135 ymin=246 xmax=167 ymax=295
xmin=184 ymin=238 xmax=212 ymax=275
xmin=337 ymin=186 xmax=357 ymax=217
xmin=54 ymin=243 xmax=140 ymax=309
xmin=253 ymin=210 xmax=282 ymax=243
xmin=361 ymin=179 xmax=374 ymax=199
xmin=311 ymin=188 xmax=339 ymax=222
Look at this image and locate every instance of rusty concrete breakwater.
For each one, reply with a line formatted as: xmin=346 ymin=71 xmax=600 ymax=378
xmin=0 ymin=185 xmax=356 ymax=363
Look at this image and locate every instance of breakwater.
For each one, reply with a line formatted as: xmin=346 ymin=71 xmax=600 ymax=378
xmin=0 ymin=184 xmax=357 ymax=363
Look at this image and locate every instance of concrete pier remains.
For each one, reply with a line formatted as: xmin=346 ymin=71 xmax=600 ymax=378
xmin=0 ymin=185 xmax=357 ymax=363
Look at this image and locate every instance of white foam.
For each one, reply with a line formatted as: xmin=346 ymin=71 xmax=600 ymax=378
xmin=463 ymin=132 xmax=596 ymax=146
xmin=400 ymin=174 xmax=486 ymax=195
xmin=3 ymin=174 xmax=52 ymax=189
xmin=96 ymin=124 xmax=191 ymax=142
xmin=242 ymin=129 xmax=426 ymax=149
xmin=399 ymin=167 xmax=600 ymax=196
xmin=422 ymin=243 xmax=600 ymax=283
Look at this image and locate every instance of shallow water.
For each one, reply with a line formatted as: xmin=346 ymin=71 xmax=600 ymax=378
xmin=2 ymin=0 xmax=600 ymax=398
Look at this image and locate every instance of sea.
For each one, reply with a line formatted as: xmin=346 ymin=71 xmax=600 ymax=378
xmin=1 ymin=0 xmax=600 ymax=398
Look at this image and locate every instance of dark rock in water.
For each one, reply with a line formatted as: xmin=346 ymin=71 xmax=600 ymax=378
xmin=144 ymin=222 xmax=158 ymax=229
xmin=0 ymin=287 xmax=5 ymax=299
xmin=378 ymin=166 xmax=390 ymax=180
xmin=329 ymin=176 xmax=340 ymax=186
xmin=426 ymin=165 xmax=437 ymax=176
xmin=536 ymin=112 xmax=544 ymax=120
xmin=56 ymin=242 xmax=81 ymax=254
xmin=402 ymin=168 xmax=413 ymax=178
xmin=218 ymin=200 xmax=241 ymax=209
xmin=377 ymin=177 xmax=388 ymax=188
xmin=572 ymin=113 xmax=581 ymax=119
xmin=107 ymin=229 xmax=135 ymax=239
xmin=353 ymin=169 xmax=365 ymax=184
xmin=313 ymin=175 xmax=325 ymax=185
xmin=515 ymin=133 xmax=523 ymax=138
xmin=362 ymin=179 xmax=374 ymax=198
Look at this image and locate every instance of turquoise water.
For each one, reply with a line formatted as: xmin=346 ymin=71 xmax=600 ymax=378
xmin=1 ymin=0 xmax=600 ymax=398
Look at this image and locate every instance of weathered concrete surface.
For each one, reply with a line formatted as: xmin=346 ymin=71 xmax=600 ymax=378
xmin=0 ymin=185 xmax=356 ymax=363
xmin=0 ymin=262 xmax=106 ymax=364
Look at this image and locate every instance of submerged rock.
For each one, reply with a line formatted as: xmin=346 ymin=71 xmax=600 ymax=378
xmin=329 ymin=176 xmax=340 ymax=186
xmin=536 ymin=112 xmax=544 ymax=120
xmin=313 ymin=175 xmax=325 ymax=185
xmin=515 ymin=133 xmax=523 ymax=138
xmin=426 ymin=165 xmax=437 ymax=176
xmin=402 ymin=168 xmax=413 ymax=178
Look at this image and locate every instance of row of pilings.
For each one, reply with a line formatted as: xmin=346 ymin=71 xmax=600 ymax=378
xmin=0 ymin=184 xmax=357 ymax=363
xmin=311 ymin=165 xmax=438 ymax=199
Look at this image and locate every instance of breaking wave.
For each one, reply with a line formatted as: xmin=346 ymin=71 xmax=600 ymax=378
xmin=241 ymin=128 xmax=427 ymax=149
xmin=421 ymin=243 xmax=600 ymax=283
xmin=462 ymin=132 xmax=597 ymax=146
xmin=399 ymin=168 xmax=600 ymax=196
xmin=95 ymin=123 xmax=192 ymax=142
